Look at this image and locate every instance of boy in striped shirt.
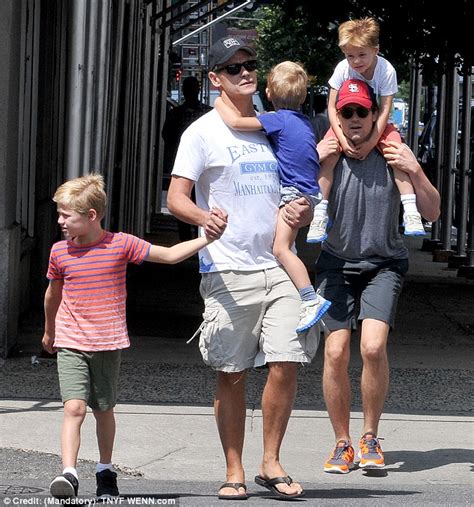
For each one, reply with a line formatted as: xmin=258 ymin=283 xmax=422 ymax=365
xmin=42 ymin=174 xmax=226 ymax=499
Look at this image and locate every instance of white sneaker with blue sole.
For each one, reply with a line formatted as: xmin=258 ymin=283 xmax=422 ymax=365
xmin=403 ymin=212 xmax=426 ymax=236
xmin=296 ymin=295 xmax=332 ymax=333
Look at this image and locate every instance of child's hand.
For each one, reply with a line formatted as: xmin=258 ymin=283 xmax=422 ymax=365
xmin=355 ymin=139 xmax=376 ymax=160
xmin=317 ymin=138 xmax=341 ymax=161
xmin=42 ymin=333 xmax=56 ymax=354
xmin=341 ymin=139 xmax=360 ymax=159
xmin=204 ymin=207 xmax=227 ymax=241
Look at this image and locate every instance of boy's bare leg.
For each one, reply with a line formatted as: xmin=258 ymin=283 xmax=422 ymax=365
xmin=61 ymin=399 xmax=87 ymax=468
xmin=318 ymin=153 xmax=339 ymax=200
xmin=259 ymin=362 xmax=303 ymax=495
xmin=393 ymin=165 xmax=416 ymax=195
xmin=392 ymin=164 xmax=425 ymax=235
xmin=273 ymin=210 xmax=310 ymax=290
xmin=215 ymin=371 xmax=247 ymax=497
xmin=93 ymin=408 xmax=116 ymax=464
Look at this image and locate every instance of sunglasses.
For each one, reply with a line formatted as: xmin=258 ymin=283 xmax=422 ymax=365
xmin=339 ymin=106 xmax=371 ymax=119
xmin=215 ymin=60 xmax=258 ymax=75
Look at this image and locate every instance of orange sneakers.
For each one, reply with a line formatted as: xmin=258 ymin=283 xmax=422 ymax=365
xmin=358 ymin=433 xmax=385 ymax=469
xmin=323 ymin=440 xmax=355 ymax=474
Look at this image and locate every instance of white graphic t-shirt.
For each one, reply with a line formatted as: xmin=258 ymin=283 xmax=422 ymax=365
xmin=172 ymin=109 xmax=280 ymax=273
xmin=329 ymin=56 xmax=398 ymax=99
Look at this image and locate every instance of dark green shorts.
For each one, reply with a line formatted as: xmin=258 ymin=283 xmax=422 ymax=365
xmin=57 ymin=348 xmax=121 ymax=411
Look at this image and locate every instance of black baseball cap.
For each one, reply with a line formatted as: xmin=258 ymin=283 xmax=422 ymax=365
xmin=208 ymin=36 xmax=256 ymax=71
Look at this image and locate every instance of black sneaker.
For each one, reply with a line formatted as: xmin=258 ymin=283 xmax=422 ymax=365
xmin=96 ymin=469 xmax=119 ymax=498
xmin=50 ymin=473 xmax=79 ymax=499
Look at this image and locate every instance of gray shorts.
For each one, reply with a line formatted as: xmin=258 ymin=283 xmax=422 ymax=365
xmin=279 ymin=185 xmax=322 ymax=209
xmin=57 ymin=348 xmax=121 ymax=411
xmin=198 ymin=265 xmax=319 ymax=372
xmin=315 ymin=251 xmax=408 ymax=331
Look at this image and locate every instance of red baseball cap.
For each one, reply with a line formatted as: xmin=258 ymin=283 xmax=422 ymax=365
xmin=336 ymin=79 xmax=377 ymax=110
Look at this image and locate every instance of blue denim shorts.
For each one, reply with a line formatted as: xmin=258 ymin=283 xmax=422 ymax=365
xmin=279 ymin=185 xmax=322 ymax=209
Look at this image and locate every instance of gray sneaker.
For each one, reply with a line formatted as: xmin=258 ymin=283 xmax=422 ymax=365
xmin=50 ymin=473 xmax=79 ymax=499
xmin=307 ymin=214 xmax=328 ymax=243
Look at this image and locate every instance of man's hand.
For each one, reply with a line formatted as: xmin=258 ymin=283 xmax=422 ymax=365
xmin=204 ymin=207 xmax=228 ymax=241
xmin=317 ymin=138 xmax=341 ymax=162
xmin=383 ymin=141 xmax=419 ymax=176
xmin=283 ymin=198 xmax=312 ymax=229
xmin=42 ymin=333 xmax=56 ymax=354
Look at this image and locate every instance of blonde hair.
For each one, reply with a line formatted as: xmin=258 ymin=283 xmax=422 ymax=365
xmin=267 ymin=61 xmax=308 ymax=110
xmin=338 ymin=17 xmax=380 ymax=49
xmin=53 ymin=173 xmax=107 ymax=219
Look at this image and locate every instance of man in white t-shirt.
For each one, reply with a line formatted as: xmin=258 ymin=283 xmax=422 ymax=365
xmin=167 ymin=36 xmax=315 ymax=500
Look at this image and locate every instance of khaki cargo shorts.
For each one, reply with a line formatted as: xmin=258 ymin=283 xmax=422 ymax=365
xmin=198 ymin=265 xmax=320 ymax=372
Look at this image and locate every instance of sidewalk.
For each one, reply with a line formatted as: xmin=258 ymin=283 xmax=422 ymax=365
xmin=1 ymin=236 xmax=473 ymax=505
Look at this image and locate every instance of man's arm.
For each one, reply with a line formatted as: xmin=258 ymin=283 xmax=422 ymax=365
xmin=42 ymin=279 xmax=63 ymax=354
xmin=214 ymin=97 xmax=262 ymax=131
xmin=167 ymin=175 xmax=228 ymax=240
xmin=383 ymin=141 xmax=441 ymax=222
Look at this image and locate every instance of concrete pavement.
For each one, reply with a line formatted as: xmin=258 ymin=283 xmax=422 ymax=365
xmin=0 ymin=236 xmax=473 ymax=505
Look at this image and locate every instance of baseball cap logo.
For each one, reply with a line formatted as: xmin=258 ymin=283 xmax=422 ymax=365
xmin=348 ymin=83 xmax=360 ymax=93
xmin=223 ymin=37 xmax=241 ymax=48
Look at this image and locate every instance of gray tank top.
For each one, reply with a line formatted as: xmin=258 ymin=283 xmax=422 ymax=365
xmin=323 ymin=150 xmax=408 ymax=262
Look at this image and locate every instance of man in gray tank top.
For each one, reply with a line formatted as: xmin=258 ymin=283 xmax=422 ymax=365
xmin=315 ymin=79 xmax=440 ymax=474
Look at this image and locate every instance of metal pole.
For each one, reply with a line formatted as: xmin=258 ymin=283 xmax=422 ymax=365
xmin=83 ymin=0 xmax=99 ymax=173
xmin=411 ymin=63 xmax=422 ymax=156
xmin=431 ymin=67 xmax=446 ymax=242
xmin=407 ymin=58 xmax=416 ymax=149
xmin=104 ymin=0 xmax=125 ymax=230
xmin=172 ymin=0 xmax=252 ymax=46
xmin=65 ymin=0 xmax=87 ymax=179
xmin=439 ymin=63 xmax=458 ymax=252
xmin=146 ymin=0 xmax=161 ymax=232
xmin=155 ymin=0 xmax=171 ymax=214
xmin=455 ymin=67 xmax=472 ymax=258
xmin=93 ymin=0 xmax=111 ymax=172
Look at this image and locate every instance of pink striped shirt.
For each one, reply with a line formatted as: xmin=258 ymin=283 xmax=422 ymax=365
xmin=47 ymin=231 xmax=151 ymax=351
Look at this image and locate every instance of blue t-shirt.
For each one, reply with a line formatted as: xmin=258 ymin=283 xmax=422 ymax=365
xmin=259 ymin=109 xmax=320 ymax=195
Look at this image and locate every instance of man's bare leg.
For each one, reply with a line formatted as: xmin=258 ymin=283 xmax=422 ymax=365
xmin=323 ymin=328 xmax=352 ymax=441
xmin=360 ymin=319 xmax=390 ymax=436
xmin=215 ymin=371 xmax=247 ymax=497
xmin=259 ymin=362 xmax=303 ymax=496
